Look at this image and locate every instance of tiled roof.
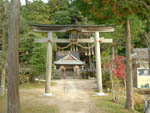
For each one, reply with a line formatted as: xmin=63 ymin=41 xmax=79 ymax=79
xmin=56 ymin=51 xmax=80 ymax=60
xmin=54 ymin=60 xmax=85 ymax=65
xmin=132 ymin=48 xmax=150 ymax=59
xmin=54 ymin=52 xmax=85 ymax=65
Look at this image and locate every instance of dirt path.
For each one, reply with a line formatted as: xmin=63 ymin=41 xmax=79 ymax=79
xmin=0 ymin=79 xmax=101 ymax=113
xmin=51 ymin=79 xmax=100 ymax=113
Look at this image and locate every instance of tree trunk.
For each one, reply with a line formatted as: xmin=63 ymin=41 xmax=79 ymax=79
xmin=124 ymin=79 xmax=126 ymax=89
xmin=125 ymin=19 xmax=134 ymax=110
xmin=0 ymin=0 xmax=8 ymax=97
xmin=25 ymin=0 xmax=28 ymax=5
xmin=8 ymin=0 xmax=21 ymax=113
xmin=110 ymin=45 xmax=116 ymax=102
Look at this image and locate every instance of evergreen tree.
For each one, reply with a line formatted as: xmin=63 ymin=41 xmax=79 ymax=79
xmin=75 ymin=0 xmax=150 ymax=109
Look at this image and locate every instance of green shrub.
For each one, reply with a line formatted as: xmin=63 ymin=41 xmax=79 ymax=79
xmin=105 ymin=80 xmax=112 ymax=89
xmin=134 ymin=93 xmax=145 ymax=112
xmin=19 ymin=74 xmax=30 ymax=84
xmin=81 ymin=72 xmax=87 ymax=79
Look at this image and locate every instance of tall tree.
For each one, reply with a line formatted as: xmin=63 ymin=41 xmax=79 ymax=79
xmin=8 ymin=0 xmax=21 ymax=113
xmin=0 ymin=0 xmax=8 ymax=96
xmin=75 ymin=0 xmax=150 ymax=109
xmin=22 ymin=0 xmax=52 ymax=24
xmin=125 ymin=18 xmax=133 ymax=109
xmin=25 ymin=0 xmax=28 ymax=5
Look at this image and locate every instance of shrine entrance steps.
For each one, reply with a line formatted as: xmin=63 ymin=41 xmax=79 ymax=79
xmin=62 ymin=71 xmax=81 ymax=79
xmin=54 ymin=70 xmax=82 ymax=79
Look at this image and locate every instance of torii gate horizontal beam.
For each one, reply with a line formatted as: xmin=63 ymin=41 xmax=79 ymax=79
xmin=30 ymin=24 xmax=115 ymax=33
xmin=34 ymin=37 xmax=113 ymax=43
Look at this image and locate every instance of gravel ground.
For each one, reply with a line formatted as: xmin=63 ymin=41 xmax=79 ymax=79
xmin=51 ymin=79 xmax=100 ymax=113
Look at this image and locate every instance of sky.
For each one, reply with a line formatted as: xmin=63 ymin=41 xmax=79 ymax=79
xmin=21 ymin=0 xmax=48 ymax=5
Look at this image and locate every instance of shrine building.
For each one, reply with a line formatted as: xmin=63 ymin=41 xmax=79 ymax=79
xmin=54 ymin=51 xmax=85 ymax=71
xmin=132 ymin=48 xmax=150 ymax=88
xmin=54 ymin=51 xmax=85 ymax=78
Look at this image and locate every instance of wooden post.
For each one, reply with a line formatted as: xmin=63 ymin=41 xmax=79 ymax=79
xmin=8 ymin=0 xmax=21 ymax=112
xmin=125 ymin=19 xmax=134 ymax=109
xmin=45 ymin=32 xmax=53 ymax=95
xmin=95 ymin=32 xmax=103 ymax=93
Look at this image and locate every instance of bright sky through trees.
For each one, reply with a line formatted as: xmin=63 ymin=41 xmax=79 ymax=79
xmin=21 ymin=0 xmax=48 ymax=5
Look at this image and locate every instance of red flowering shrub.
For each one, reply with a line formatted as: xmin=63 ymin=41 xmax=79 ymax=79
xmin=106 ymin=56 xmax=126 ymax=80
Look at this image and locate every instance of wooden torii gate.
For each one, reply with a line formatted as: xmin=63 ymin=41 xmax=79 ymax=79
xmin=30 ymin=24 xmax=114 ymax=96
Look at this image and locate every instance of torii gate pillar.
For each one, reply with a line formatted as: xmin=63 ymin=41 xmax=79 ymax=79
xmin=95 ymin=32 xmax=105 ymax=95
xmin=44 ymin=32 xmax=53 ymax=96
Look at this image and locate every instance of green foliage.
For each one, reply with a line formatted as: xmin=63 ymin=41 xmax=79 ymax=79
xmin=52 ymin=10 xmax=71 ymax=24
xmin=29 ymin=43 xmax=47 ymax=75
xmin=49 ymin=0 xmax=86 ymax=25
xmin=19 ymin=36 xmax=34 ymax=64
xmin=75 ymin=0 xmax=150 ymax=24
xmin=102 ymin=71 xmax=110 ymax=86
xmin=49 ymin=0 xmax=70 ymax=24
xmin=21 ymin=0 xmax=52 ymax=24
xmin=75 ymin=0 xmax=149 ymax=55
xmin=18 ymin=0 xmax=88 ymax=81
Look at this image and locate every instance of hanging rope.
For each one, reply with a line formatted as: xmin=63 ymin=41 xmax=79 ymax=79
xmin=56 ymin=42 xmax=96 ymax=50
xmin=56 ymin=43 xmax=72 ymax=50
xmin=76 ymin=43 xmax=96 ymax=49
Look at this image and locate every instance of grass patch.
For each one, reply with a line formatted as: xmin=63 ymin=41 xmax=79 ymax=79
xmin=91 ymin=94 xmax=140 ymax=113
xmin=20 ymin=81 xmax=59 ymax=113
xmin=20 ymin=81 xmax=55 ymax=89
xmin=0 ymin=94 xmax=7 ymax=103
xmin=0 ymin=95 xmax=6 ymax=100
xmin=0 ymin=95 xmax=59 ymax=113
xmin=0 ymin=81 xmax=58 ymax=113
xmin=0 ymin=94 xmax=7 ymax=113
xmin=22 ymin=104 xmax=59 ymax=113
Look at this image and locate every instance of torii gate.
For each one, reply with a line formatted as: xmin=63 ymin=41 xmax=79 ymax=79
xmin=30 ymin=24 xmax=114 ymax=96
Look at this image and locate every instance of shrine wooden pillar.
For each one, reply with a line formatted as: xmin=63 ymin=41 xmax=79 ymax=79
xmin=45 ymin=32 xmax=53 ymax=95
xmin=95 ymin=32 xmax=103 ymax=93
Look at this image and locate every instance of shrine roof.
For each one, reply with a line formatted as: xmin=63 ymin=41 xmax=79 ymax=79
xmin=56 ymin=51 xmax=80 ymax=60
xmin=132 ymin=48 xmax=150 ymax=59
xmin=54 ymin=51 xmax=85 ymax=65
xmin=30 ymin=23 xmax=114 ymax=33
xmin=54 ymin=60 xmax=84 ymax=65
